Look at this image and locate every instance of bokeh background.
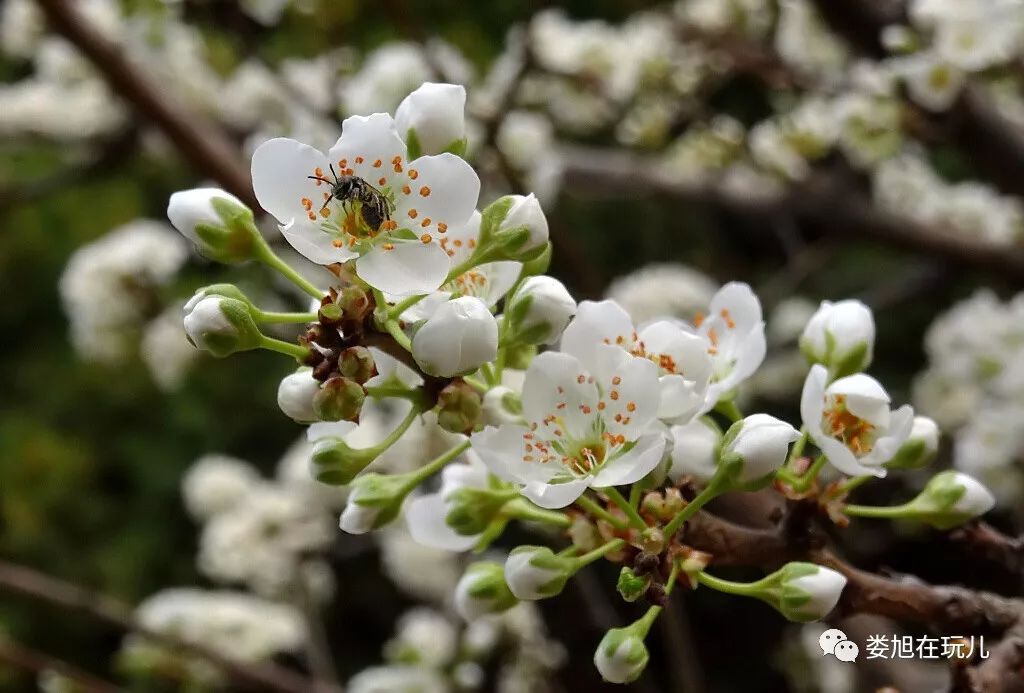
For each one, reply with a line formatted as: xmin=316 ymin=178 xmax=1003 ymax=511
xmin=2 ymin=0 xmax=1024 ymax=691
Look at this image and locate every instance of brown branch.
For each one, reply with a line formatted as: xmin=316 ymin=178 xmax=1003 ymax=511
xmin=0 ymin=637 xmax=120 ymax=693
xmin=558 ymin=145 xmax=1024 ymax=277
xmin=33 ymin=0 xmax=256 ymax=207
xmin=950 ymin=522 xmax=1024 ymax=582
xmin=0 ymin=559 xmax=319 ymax=693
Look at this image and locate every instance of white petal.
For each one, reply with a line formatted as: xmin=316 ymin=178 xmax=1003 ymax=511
xmin=364 ymin=347 xmax=424 ymax=389
xmin=800 ymin=365 xmax=829 ymax=438
xmin=590 ymin=434 xmax=666 ymax=487
xmin=708 ymin=282 xmax=763 ymax=329
xmin=406 ymin=494 xmax=479 ymax=551
xmin=328 ymin=113 xmax=408 ymax=185
xmin=639 ymin=321 xmax=714 ymax=385
xmin=657 ymin=373 xmax=705 ymax=421
xmin=522 ymin=478 xmax=590 ymax=509
xmin=559 ymin=300 xmax=635 ymax=372
xmin=356 ymin=241 xmax=451 ymax=296
xmin=306 ymin=420 xmax=358 ymax=442
xmin=830 ymin=374 xmax=891 ymax=426
xmin=471 ymin=425 xmax=553 ymax=484
xmin=521 ymin=351 xmax=600 ymax=441
xmin=393 ymin=154 xmax=479 ymax=238
xmin=474 ymin=261 xmax=522 ymax=306
xmin=590 ymin=345 xmax=660 ymax=440
xmin=251 ymin=137 xmax=329 ymax=225
xmin=279 ymin=218 xmax=359 ymax=265
xmin=441 ymin=210 xmax=481 ymax=265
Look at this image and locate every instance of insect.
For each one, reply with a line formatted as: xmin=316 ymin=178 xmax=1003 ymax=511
xmin=308 ymin=164 xmax=393 ymax=234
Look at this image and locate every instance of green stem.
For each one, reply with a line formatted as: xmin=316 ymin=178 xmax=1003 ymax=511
xmin=480 ymin=362 xmax=499 ymax=387
xmin=383 ymin=319 xmax=413 ymax=352
xmin=843 ymin=502 xmax=913 ymax=519
xmin=604 ymin=487 xmax=646 ymax=530
xmin=463 ymin=376 xmax=489 ymax=393
xmin=784 ymin=429 xmax=809 ymax=470
xmin=257 ymin=335 xmax=309 ymax=360
xmin=836 ymin=475 xmax=872 ymax=496
xmin=507 ymin=499 xmax=572 ymax=528
xmin=663 ymin=478 xmax=725 ymax=537
xmin=388 ymin=294 xmax=427 ymax=320
xmin=573 ymin=539 xmax=625 ymax=569
xmin=714 ymin=399 xmax=743 ymax=423
xmin=403 ymin=440 xmax=471 ymax=491
xmin=255 ymin=242 xmax=323 ymax=299
xmin=791 ymin=454 xmax=828 ymax=493
xmin=257 ymin=310 xmax=318 ymax=324
xmin=634 ymin=561 xmax=682 ymax=637
xmin=696 ymin=570 xmax=770 ymax=597
xmin=576 ymin=494 xmax=628 ymax=530
xmin=365 ymin=404 xmax=424 ymax=461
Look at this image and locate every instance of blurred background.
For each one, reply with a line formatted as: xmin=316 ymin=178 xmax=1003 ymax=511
xmin=2 ymin=0 xmax=1024 ymax=691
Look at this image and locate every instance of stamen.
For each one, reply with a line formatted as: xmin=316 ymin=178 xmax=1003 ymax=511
xmin=420 ymin=233 xmax=432 ymax=243
xmin=408 ymin=209 xmax=418 ymax=219
xmin=409 ymin=169 xmax=419 ymax=180
xmin=373 ymin=159 xmax=382 ymax=168
xmin=437 ymin=223 xmax=448 ymax=233
xmin=355 ymin=157 xmax=364 ymax=164
xmin=421 ymin=218 xmax=431 ymax=227
xmin=419 ymin=186 xmax=431 ymax=197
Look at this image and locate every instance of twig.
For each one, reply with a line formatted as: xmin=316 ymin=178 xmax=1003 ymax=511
xmin=0 ymin=637 xmax=121 ymax=693
xmin=0 ymin=559 xmax=317 ymax=693
xmin=949 ymin=522 xmax=1024 ymax=585
xmin=34 ymin=0 xmax=256 ymax=207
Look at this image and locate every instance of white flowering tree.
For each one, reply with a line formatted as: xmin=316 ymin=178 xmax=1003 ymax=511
xmin=5 ymin=1 xmax=1024 ymax=692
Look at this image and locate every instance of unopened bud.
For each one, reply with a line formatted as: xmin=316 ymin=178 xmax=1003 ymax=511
xmin=339 ymin=346 xmax=376 ymax=384
xmin=905 ymin=471 xmax=996 ymax=529
xmin=313 ymin=376 xmax=365 ymax=422
xmin=337 ymin=285 xmax=372 ymax=324
xmin=885 ymin=416 xmax=939 ymax=471
xmin=183 ymin=296 xmax=262 ymax=357
xmin=339 ymin=473 xmax=409 ymax=534
xmin=444 ymin=486 xmax=512 ymax=536
xmin=617 ymin=567 xmax=651 ymax=603
xmin=167 ymin=188 xmax=260 ymax=264
xmin=503 ymin=546 xmax=575 ymax=600
xmin=454 ymin=561 xmax=518 ymax=621
xmin=594 ymin=627 xmax=650 ymax=684
xmin=437 ymin=381 xmax=483 ymax=434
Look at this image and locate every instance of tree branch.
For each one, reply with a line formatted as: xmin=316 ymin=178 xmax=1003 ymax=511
xmin=0 ymin=559 xmax=319 ymax=693
xmin=33 ymin=0 xmax=256 ymax=207
xmin=0 ymin=637 xmax=121 ymax=693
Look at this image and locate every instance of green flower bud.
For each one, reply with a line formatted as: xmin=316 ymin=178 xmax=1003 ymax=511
xmin=616 ymin=567 xmax=651 ymax=603
xmin=594 ymin=626 xmax=650 ymax=684
xmin=904 ymin=471 xmax=996 ymax=529
xmin=884 ymin=416 xmax=939 ymax=470
xmin=167 ymin=188 xmax=261 ymax=264
xmin=476 ymin=195 xmax=550 ymax=262
xmin=773 ymin=562 xmax=848 ymax=623
xmin=337 ymin=285 xmax=373 ymax=324
xmin=310 ymin=436 xmax=376 ymax=486
xmin=313 ymin=377 xmax=365 ymax=422
xmin=437 ymin=381 xmax=483 ymax=434
xmin=503 ymin=546 xmax=575 ymax=600
xmin=183 ymin=296 xmax=262 ymax=357
xmin=455 ymin=561 xmax=518 ymax=621
xmin=799 ymin=300 xmax=875 ymax=379
xmin=339 ymin=346 xmax=376 ymax=384
xmin=444 ymin=486 xmax=513 ymax=536
xmin=339 ymin=473 xmax=409 ymax=533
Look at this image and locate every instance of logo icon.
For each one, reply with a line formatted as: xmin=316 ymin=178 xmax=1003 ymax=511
xmin=819 ymin=628 xmax=859 ymax=662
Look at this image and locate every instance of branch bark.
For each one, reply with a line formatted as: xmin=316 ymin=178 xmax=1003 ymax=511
xmin=0 ymin=559 xmax=320 ymax=693
xmin=34 ymin=0 xmax=256 ymax=207
xmin=0 ymin=637 xmax=121 ymax=693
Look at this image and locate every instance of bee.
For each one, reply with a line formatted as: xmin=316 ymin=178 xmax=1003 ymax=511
xmin=308 ymin=164 xmax=393 ymax=234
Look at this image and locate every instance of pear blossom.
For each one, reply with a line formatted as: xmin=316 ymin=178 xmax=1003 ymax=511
xmin=498 ymin=194 xmax=550 ymax=254
xmin=506 ymin=275 xmax=577 ymax=345
xmin=799 ymin=299 xmax=875 ymax=377
xmin=394 ymin=82 xmax=467 ymax=155
xmin=594 ymin=628 xmax=649 ymax=684
xmin=251 ymin=108 xmax=480 ymax=296
xmin=776 ymin=563 xmax=847 ymax=622
xmin=693 ymin=282 xmax=767 ymax=410
xmin=411 ymin=296 xmax=499 ymax=377
xmin=560 ymin=300 xmax=713 ymax=422
xmin=723 ymin=414 xmax=801 ymax=484
xmin=471 ymin=349 xmax=664 ymax=509
xmin=406 ymin=454 xmax=491 ymax=551
xmin=668 ymin=419 xmax=721 ymax=484
xmin=801 ymin=365 xmax=914 ymax=477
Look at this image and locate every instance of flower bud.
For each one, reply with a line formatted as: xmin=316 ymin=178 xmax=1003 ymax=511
xmin=594 ymin=627 xmax=649 ymax=684
xmin=394 ymin=82 xmax=467 ymax=157
xmin=308 ymin=422 xmax=373 ymax=485
xmin=668 ymin=419 xmax=721 ymax=484
xmin=313 ymin=376 xmax=365 ymax=422
xmin=339 ymin=346 xmax=376 ymax=384
xmin=503 ymin=546 xmax=575 ymax=600
xmin=616 ymin=567 xmax=651 ymax=603
xmin=497 ymin=194 xmax=549 ymax=256
xmin=184 ymin=283 xmax=254 ymax=312
xmin=339 ymin=473 xmax=408 ymax=534
xmin=885 ymin=415 xmax=940 ymax=470
xmin=436 ymin=381 xmax=483 ymax=434
xmin=505 ymin=276 xmax=577 ymax=345
xmin=412 ymin=296 xmax=498 ymax=377
xmin=336 ymin=285 xmax=372 ymax=324
xmin=277 ymin=368 xmax=321 ymax=423
xmin=443 ymin=486 xmax=513 ymax=536
xmin=799 ymin=299 xmax=875 ymax=378
xmin=720 ymin=414 xmax=800 ymax=486
xmin=167 ymin=188 xmax=259 ymax=264
xmin=482 ymin=385 xmax=523 ymax=426
xmin=774 ymin=562 xmax=847 ymax=622
xmin=183 ymin=296 xmax=262 ymax=357
xmin=454 ymin=561 xmax=518 ymax=621
xmin=906 ymin=471 xmax=995 ymax=529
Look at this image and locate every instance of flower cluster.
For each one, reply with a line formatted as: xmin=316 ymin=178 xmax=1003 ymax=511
xmin=163 ymin=79 xmax=1000 ymax=685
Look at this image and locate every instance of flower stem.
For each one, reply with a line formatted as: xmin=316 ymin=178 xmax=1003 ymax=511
xmin=714 ymin=399 xmax=743 ymax=423
xmin=257 ymin=335 xmax=309 ymax=360
xmin=663 ymin=478 xmax=724 ymax=537
xmin=573 ymin=539 xmax=625 ymax=569
xmin=257 ymin=310 xmax=318 ymax=324
xmin=696 ymin=570 xmax=768 ymax=597
xmin=843 ymin=502 xmax=913 ymax=519
xmin=255 ymin=242 xmax=323 ymax=299
xmin=576 ymin=494 xmax=627 ymax=530
xmin=783 ymin=428 xmax=809 ymax=470
xmin=507 ymin=499 xmax=572 ymax=528
xmin=403 ymin=440 xmax=471 ymax=491
xmin=604 ymin=487 xmax=646 ymax=530
xmin=463 ymin=376 xmax=488 ymax=393
xmin=836 ymin=475 xmax=872 ymax=496
xmin=388 ymin=294 xmax=427 ymax=320
xmin=790 ymin=454 xmax=828 ymax=493
xmin=383 ymin=319 xmax=413 ymax=352
xmin=634 ymin=561 xmax=682 ymax=637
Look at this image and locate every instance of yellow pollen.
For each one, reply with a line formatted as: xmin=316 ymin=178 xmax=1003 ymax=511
xmin=694 ymin=312 xmax=705 ymax=328
xmin=332 ymin=239 xmax=343 ymax=248
xmin=610 ymin=391 xmax=620 ymax=401
xmin=437 ymin=223 xmax=448 ymax=233
xmin=453 ymin=239 xmax=463 ymax=247
xmin=338 ymin=159 xmax=347 ymax=167
xmin=612 ymin=376 xmax=621 ymax=385
xmin=577 ymin=374 xmax=585 ymax=384
xmin=420 ymin=233 xmax=432 ymax=243
xmin=383 ymin=242 xmax=395 ymax=250
xmin=419 ymin=186 xmax=431 ymax=197
xmin=301 ymin=197 xmax=312 ymax=209
xmin=373 ymin=159 xmax=382 ymax=168
xmin=320 ymin=208 xmax=331 ymax=218
xmin=468 ymin=239 xmax=476 ymax=248
xmin=408 ymin=209 xmax=418 ymax=219
xmin=402 ymin=185 xmax=411 ymax=195
xmin=626 ymin=402 xmax=636 ymax=412
xmin=598 ymin=401 xmax=606 ymax=410
xmin=393 ymin=164 xmax=403 ymax=173
xmin=421 ymin=218 xmax=431 ymax=227
xmin=721 ymin=308 xmax=736 ymax=329
xmin=307 ymin=212 xmax=317 ymax=220
xmin=355 ymin=156 xmax=364 ymax=164
xmin=409 ymin=169 xmax=419 ymax=180
xmin=378 ymin=177 xmax=387 ymax=186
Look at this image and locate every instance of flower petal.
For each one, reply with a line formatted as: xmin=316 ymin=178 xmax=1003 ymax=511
xmin=522 ymin=477 xmax=590 ymax=509
xmin=406 ymin=493 xmax=479 ymax=551
xmin=327 ymin=113 xmax=408 ymax=185
xmin=471 ymin=425 xmax=554 ymax=485
xmin=590 ymin=433 xmax=666 ymax=487
xmin=590 ymin=344 xmax=660 ymax=440
xmin=559 ymin=300 xmax=635 ymax=371
xmin=251 ymin=137 xmax=329 ymax=225
xmin=279 ymin=218 xmax=359 ymax=265
xmin=521 ymin=351 xmax=600 ymax=441
xmin=356 ymin=241 xmax=451 ymax=296
xmin=394 ymin=153 xmax=480 ymax=238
